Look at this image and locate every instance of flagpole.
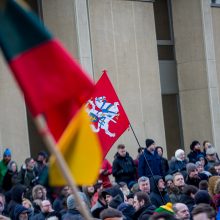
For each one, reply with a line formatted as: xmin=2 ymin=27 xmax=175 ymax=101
xmin=129 ymin=124 xmax=166 ymax=205
xmin=34 ymin=115 xmax=92 ymax=220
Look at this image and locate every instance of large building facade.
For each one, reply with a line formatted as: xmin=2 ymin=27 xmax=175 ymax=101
xmin=0 ymin=0 xmax=220 ymax=164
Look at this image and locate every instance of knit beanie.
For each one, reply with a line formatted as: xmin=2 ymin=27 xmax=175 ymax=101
xmin=165 ymin=174 xmax=173 ymax=182
xmin=186 ymin=163 xmax=197 ymax=175
xmin=154 ymin=202 xmax=174 ymax=214
xmin=145 ymin=139 xmax=155 ymax=148
xmin=3 ymin=148 xmax=11 ymax=157
xmin=194 ymin=190 xmax=211 ymax=205
xmin=14 ymin=204 xmax=29 ymax=220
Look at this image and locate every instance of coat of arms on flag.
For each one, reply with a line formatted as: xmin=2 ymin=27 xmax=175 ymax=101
xmin=87 ymin=70 xmax=130 ymax=157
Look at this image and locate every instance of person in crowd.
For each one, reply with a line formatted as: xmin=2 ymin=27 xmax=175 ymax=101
xmin=165 ymin=175 xmax=174 ymax=195
xmin=169 ymin=172 xmax=185 ymax=203
xmin=62 ymin=193 xmax=87 ymax=220
xmin=53 ymin=186 xmax=71 ymax=213
xmin=133 ymin=191 xmax=155 ymax=220
xmin=14 ymin=204 xmax=30 ymax=220
xmin=31 ymin=200 xmax=60 ymax=219
xmin=187 ymin=141 xmax=203 ymax=163
xmin=138 ymin=176 xmax=150 ymax=195
xmin=191 ymin=203 xmax=216 ymax=220
xmin=149 ymin=175 xmax=170 ymax=208
xmin=100 ymin=208 xmax=123 ymax=220
xmin=82 ymin=185 xmax=96 ymax=209
xmin=102 ymin=186 xmax=124 ymax=209
xmin=16 ymin=157 xmax=39 ymax=199
xmin=134 ymin=147 xmax=144 ymax=179
xmin=155 ymin=146 xmax=169 ymax=176
xmin=199 ymin=180 xmax=209 ymax=190
xmin=22 ymin=198 xmax=34 ymax=219
xmin=202 ymin=140 xmax=212 ymax=156
xmin=35 ymin=151 xmax=48 ymax=187
xmin=214 ymin=161 xmax=220 ymax=175
xmin=138 ymin=139 xmax=163 ymax=178
xmin=179 ymin=185 xmax=198 ymax=212
xmin=112 ymin=144 xmax=136 ymax=186
xmin=6 ymin=184 xmax=26 ymax=219
xmin=0 ymin=194 xmax=6 ymax=217
xmin=119 ymin=182 xmax=130 ymax=197
xmin=173 ymin=203 xmax=190 ymax=220
xmin=185 ymin=163 xmax=208 ymax=187
xmin=169 ymin=149 xmax=187 ymax=178
xmin=2 ymin=160 xmax=18 ymax=192
xmin=0 ymin=149 xmax=12 ymax=187
xmin=32 ymin=185 xmax=47 ymax=201
xmin=99 ymin=159 xmax=112 ymax=189
xmin=117 ymin=201 xmax=135 ymax=220
xmin=195 ymin=161 xmax=211 ymax=178
xmin=194 ymin=190 xmax=211 ymax=205
xmin=91 ymin=189 xmax=107 ymax=218
xmin=205 ymin=147 xmax=219 ymax=171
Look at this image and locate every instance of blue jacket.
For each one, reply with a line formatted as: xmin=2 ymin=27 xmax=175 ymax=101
xmin=138 ymin=149 xmax=163 ymax=178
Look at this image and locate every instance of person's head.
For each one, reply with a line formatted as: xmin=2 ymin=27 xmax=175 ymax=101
xmin=199 ymin=180 xmax=208 ymax=190
xmin=190 ymin=141 xmax=201 ymax=152
xmin=214 ymin=161 xmax=220 ymax=175
xmin=197 ymin=155 xmax=206 ymax=166
xmin=165 ymin=175 xmax=174 ymax=190
xmin=203 ymin=140 xmax=212 ymax=151
xmin=32 ymin=185 xmax=46 ymax=200
xmin=7 ymin=160 xmax=17 ymax=173
xmin=37 ymin=151 xmax=48 ymax=165
xmin=155 ymin=146 xmax=163 ymax=157
xmin=3 ymin=148 xmax=11 ymax=164
xmin=22 ymin=198 xmax=33 ymax=209
xmin=14 ymin=204 xmax=29 ymax=220
xmin=100 ymin=208 xmax=123 ymax=220
xmin=138 ymin=176 xmax=150 ymax=194
xmin=25 ymin=157 xmax=35 ymax=171
xmin=119 ymin=182 xmax=130 ymax=196
xmin=206 ymin=148 xmax=217 ymax=162
xmin=182 ymin=185 xmax=198 ymax=198
xmin=133 ymin=191 xmax=151 ymax=211
xmin=175 ymin=149 xmax=185 ymax=161
xmin=191 ymin=203 xmax=215 ymax=220
xmin=194 ymin=190 xmax=211 ymax=205
xmin=117 ymin=144 xmax=126 ymax=157
xmin=173 ymin=203 xmax=190 ymax=220
xmin=61 ymin=186 xmax=72 ymax=197
xmin=41 ymin=200 xmax=53 ymax=213
xmin=186 ymin=163 xmax=199 ymax=179
xmin=145 ymin=139 xmax=155 ymax=153
xmin=155 ymin=176 xmax=165 ymax=191
xmin=173 ymin=173 xmax=185 ymax=187
xmin=195 ymin=161 xmax=204 ymax=173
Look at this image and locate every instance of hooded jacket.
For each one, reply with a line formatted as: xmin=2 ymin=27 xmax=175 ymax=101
xmin=133 ymin=204 xmax=156 ymax=220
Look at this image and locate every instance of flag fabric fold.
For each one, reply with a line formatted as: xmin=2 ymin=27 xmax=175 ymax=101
xmin=0 ymin=0 xmax=102 ymax=185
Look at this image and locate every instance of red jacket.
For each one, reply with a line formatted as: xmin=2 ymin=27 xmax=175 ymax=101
xmin=99 ymin=159 xmax=112 ymax=188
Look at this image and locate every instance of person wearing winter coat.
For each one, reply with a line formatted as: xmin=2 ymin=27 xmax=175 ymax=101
xmin=169 ymin=149 xmax=187 ymax=178
xmin=112 ymin=145 xmax=136 ymax=185
xmin=149 ymin=176 xmax=170 ymax=208
xmin=155 ymin=146 xmax=169 ymax=177
xmin=138 ymin=139 xmax=163 ymax=178
xmin=99 ymin=159 xmax=112 ymax=188
xmin=187 ymin=140 xmax=204 ymax=163
xmin=133 ymin=191 xmax=155 ymax=220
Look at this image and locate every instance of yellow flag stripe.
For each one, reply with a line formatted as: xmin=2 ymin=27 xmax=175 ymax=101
xmin=49 ymin=105 xmax=102 ymax=186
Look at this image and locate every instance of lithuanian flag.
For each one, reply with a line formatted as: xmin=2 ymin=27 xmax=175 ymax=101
xmin=0 ymin=0 xmax=102 ymax=185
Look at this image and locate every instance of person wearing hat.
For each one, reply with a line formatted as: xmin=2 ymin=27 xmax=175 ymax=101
xmin=187 ymin=140 xmax=204 ymax=163
xmin=0 ymin=148 xmax=12 ymax=186
xmin=138 ymin=139 xmax=163 ymax=178
xmin=14 ymin=204 xmax=29 ymax=220
xmin=185 ymin=163 xmax=208 ymax=187
xmin=205 ymin=147 xmax=218 ymax=171
xmin=154 ymin=202 xmax=174 ymax=215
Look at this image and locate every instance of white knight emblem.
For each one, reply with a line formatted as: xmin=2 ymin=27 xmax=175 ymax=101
xmin=87 ymin=96 xmax=120 ymax=137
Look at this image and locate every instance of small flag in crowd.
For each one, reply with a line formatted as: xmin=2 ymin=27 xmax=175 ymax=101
xmin=0 ymin=0 xmax=102 ymax=185
xmin=87 ymin=70 xmax=130 ymax=157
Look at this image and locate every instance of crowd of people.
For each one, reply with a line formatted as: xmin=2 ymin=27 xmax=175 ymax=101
xmin=0 ymin=139 xmax=219 ymax=220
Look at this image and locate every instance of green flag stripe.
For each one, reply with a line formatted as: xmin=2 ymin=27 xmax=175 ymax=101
xmin=0 ymin=0 xmax=52 ymax=61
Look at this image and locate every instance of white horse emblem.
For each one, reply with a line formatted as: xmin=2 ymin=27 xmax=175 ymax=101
xmin=87 ymin=96 xmax=120 ymax=137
